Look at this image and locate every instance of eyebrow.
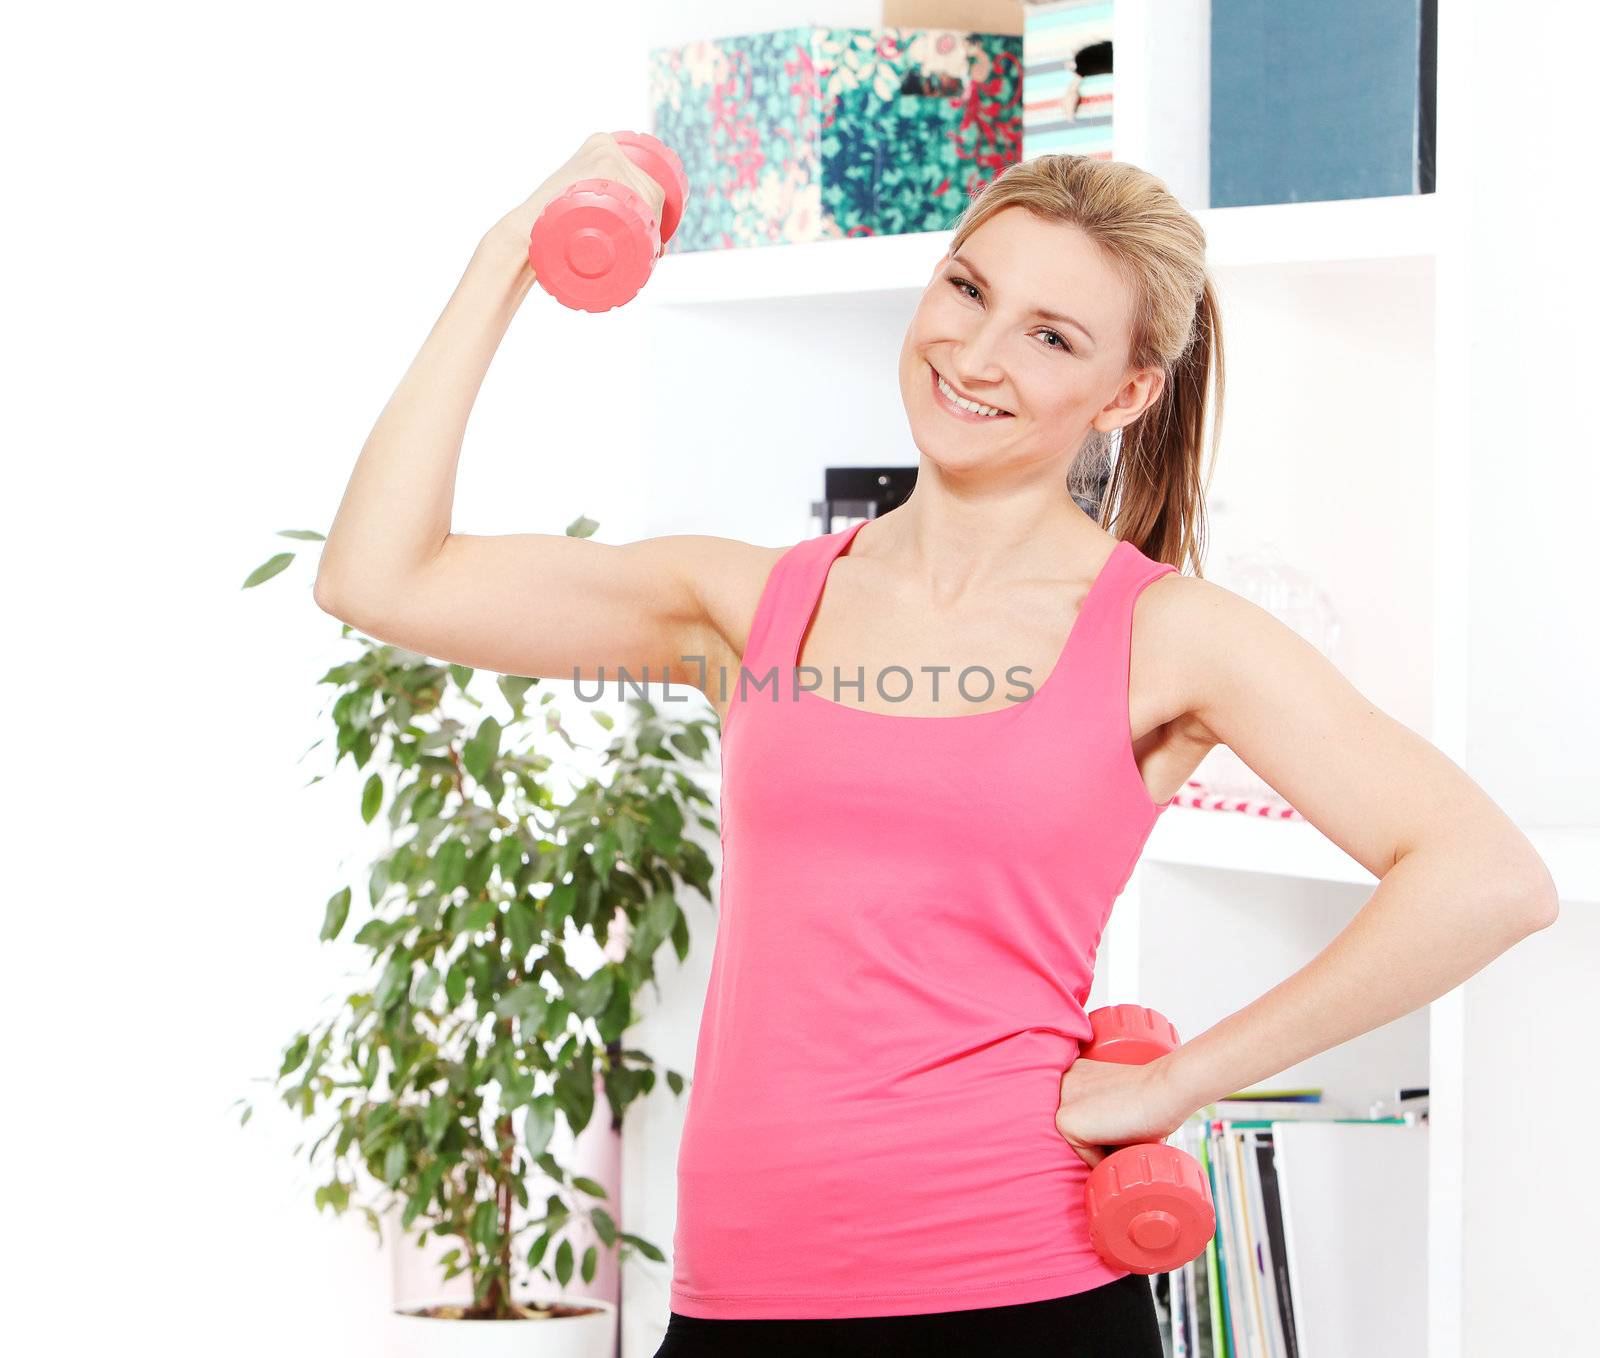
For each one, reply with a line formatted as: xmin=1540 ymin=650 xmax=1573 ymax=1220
xmin=948 ymin=253 xmax=1096 ymax=346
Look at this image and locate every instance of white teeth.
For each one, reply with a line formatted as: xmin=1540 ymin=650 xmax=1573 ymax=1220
xmin=936 ymin=371 xmax=1007 ymax=417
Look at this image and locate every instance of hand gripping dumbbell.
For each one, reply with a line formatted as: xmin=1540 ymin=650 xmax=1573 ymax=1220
xmin=526 ymin=130 xmax=689 ymax=313
xmin=1079 ymin=1004 xmax=1216 ymax=1274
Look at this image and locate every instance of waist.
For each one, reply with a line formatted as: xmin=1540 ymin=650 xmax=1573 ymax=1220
xmin=670 ymin=1037 xmax=1115 ymax=1318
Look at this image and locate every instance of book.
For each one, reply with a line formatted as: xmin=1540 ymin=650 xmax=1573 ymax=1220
xmin=1272 ymin=1122 xmax=1427 ymax=1358
xmin=1253 ymin=1134 xmax=1301 ymax=1358
xmin=1241 ymin=1130 xmax=1285 ymax=1357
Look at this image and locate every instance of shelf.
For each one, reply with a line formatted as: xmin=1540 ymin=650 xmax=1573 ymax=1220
xmin=1143 ymin=805 xmax=1378 ymax=888
xmin=645 ymin=192 xmax=1440 ymax=306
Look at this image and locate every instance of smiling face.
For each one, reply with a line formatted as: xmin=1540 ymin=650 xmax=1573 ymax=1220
xmin=898 ymin=205 xmax=1166 ymax=478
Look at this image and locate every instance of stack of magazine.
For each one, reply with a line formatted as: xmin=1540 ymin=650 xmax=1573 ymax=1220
xmin=1151 ymin=1087 xmax=1429 ymax=1358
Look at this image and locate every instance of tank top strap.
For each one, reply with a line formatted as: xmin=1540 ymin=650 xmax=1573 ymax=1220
xmin=1048 ymin=536 xmax=1178 ymax=715
xmin=740 ymin=522 xmax=865 ymax=686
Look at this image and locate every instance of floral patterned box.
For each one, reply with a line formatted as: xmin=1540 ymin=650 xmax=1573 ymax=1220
xmin=647 ymin=27 xmax=1024 ymax=252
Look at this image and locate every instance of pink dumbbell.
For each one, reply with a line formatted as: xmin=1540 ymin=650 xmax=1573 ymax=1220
xmin=526 ymin=129 xmax=689 ymax=313
xmin=1079 ymin=1004 xmax=1217 ymax=1274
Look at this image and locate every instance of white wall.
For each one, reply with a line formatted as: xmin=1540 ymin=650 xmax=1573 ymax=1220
xmin=6 ymin=3 xmax=670 ymax=1354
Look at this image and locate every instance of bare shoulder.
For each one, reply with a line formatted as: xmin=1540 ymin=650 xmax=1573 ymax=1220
xmin=1133 ymin=560 xmax=1558 ymax=898
xmin=659 ymin=534 xmax=792 ymax=704
xmin=672 ymin=534 xmax=790 ymax=650
xmin=1131 ymin=568 xmax=1288 ymax=742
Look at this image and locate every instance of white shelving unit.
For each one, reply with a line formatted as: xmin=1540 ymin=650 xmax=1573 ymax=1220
xmin=645 ymin=192 xmax=1442 ymax=304
xmin=625 ymin=5 xmax=1599 ymax=1356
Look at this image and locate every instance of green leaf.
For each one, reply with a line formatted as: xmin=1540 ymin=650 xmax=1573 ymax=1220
xmin=424 ymin=1097 xmax=453 ymax=1147
xmin=279 ymin=1032 xmax=309 ymax=1076
xmin=449 ymin=664 xmax=474 ymax=690
xmin=620 ymin=1231 xmax=666 ymax=1262
xmin=455 ymin=897 xmax=497 ymax=934
xmin=581 ymin=1244 xmax=597 ymax=1284
xmin=554 ymin=1238 xmax=574 ymax=1286
xmin=494 ymin=982 xmax=548 ymax=1025
xmin=596 ymin=972 xmax=632 ymax=1044
xmin=495 ymin=837 xmax=524 ymax=883
xmin=591 ymin=1206 xmax=617 ymax=1247
xmin=645 ymin=796 xmax=684 ymax=850
xmin=411 ymin=784 xmax=446 ymax=824
xmin=471 ymin=1198 xmax=498 ymax=1248
xmin=319 ymin=887 xmax=352 ymax=942
xmin=462 ymin=715 xmax=502 ymax=785
xmin=242 ymin=552 xmax=294 ymax=588
xmin=277 ymin=528 xmax=326 ymax=540
xmin=570 ymin=1175 xmax=607 ymax=1200
xmin=555 ymin=1060 xmax=595 ymax=1137
xmin=566 ymin=514 xmax=599 ymax=539
xmin=498 ymin=674 xmax=537 ymax=711
xmin=565 ymin=967 xmax=614 ymax=1020
xmin=361 ymin=773 xmax=383 ymax=824
xmin=374 ymin=953 xmax=411 ymax=1010
xmin=526 ymin=1230 xmax=552 ymax=1268
xmin=524 ymin=1096 xmax=557 ymax=1159
xmin=504 ymin=898 xmax=535 ymax=961
xmin=382 ymin=1139 xmax=407 ymax=1186
xmin=434 ymin=839 xmax=469 ymax=894
xmin=464 ymin=842 xmax=496 ymax=896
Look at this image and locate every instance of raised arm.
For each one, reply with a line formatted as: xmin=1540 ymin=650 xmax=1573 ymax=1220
xmin=312 ymin=132 xmax=744 ymax=693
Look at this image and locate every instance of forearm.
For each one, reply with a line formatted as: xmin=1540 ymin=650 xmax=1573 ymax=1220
xmin=315 ymin=225 xmax=539 ymax=604
xmin=1148 ymin=840 xmax=1557 ymax=1121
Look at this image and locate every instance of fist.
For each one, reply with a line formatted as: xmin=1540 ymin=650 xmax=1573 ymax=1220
xmin=1054 ymin=1055 xmax=1187 ymax=1170
xmin=490 ymin=132 xmax=668 ymax=252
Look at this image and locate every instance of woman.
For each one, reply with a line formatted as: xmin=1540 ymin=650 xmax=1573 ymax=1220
xmin=314 ymin=137 xmax=1559 ymax=1356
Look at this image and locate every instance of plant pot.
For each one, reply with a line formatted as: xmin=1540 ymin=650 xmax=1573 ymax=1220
xmin=387 ymin=1296 xmax=616 ymax=1358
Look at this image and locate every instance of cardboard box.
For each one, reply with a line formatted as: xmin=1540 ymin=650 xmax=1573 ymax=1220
xmin=648 ymin=26 xmax=1024 ymax=251
xmin=881 ymin=1 xmax=1024 ymax=36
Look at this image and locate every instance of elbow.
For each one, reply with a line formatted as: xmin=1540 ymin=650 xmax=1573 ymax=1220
xmin=312 ymin=572 xmax=346 ymax=620
xmin=1513 ymin=859 xmax=1561 ymax=933
xmin=312 ymin=571 xmax=375 ymax=628
xmin=1521 ymin=887 xmax=1561 ymax=933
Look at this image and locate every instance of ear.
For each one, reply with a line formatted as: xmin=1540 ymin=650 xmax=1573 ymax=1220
xmin=1093 ymin=366 xmax=1166 ymax=433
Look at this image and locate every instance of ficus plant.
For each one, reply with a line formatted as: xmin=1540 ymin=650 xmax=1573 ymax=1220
xmin=234 ymin=515 xmax=718 ymax=1320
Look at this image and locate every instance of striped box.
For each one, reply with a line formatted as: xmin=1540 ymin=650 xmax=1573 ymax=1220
xmin=1022 ymin=0 xmax=1114 ymax=160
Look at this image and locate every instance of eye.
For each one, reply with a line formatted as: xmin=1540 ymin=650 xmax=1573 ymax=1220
xmin=946 ymin=276 xmax=1073 ymax=355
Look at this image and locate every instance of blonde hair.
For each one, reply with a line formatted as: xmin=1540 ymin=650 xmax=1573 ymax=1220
xmin=948 ymin=155 xmax=1223 ymax=575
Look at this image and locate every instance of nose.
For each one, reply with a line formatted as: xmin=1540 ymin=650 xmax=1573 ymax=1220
xmin=948 ymin=317 xmax=1008 ymax=392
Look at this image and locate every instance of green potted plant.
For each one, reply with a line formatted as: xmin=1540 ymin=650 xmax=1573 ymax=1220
xmin=234 ymin=516 xmax=716 ymax=1355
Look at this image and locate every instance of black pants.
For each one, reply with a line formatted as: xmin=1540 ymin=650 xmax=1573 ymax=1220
xmin=651 ymin=1271 xmax=1163 ymax=1356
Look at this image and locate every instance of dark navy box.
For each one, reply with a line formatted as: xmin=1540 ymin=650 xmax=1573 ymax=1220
xmin=1210 ymin=0 xmax=1437 ymax=207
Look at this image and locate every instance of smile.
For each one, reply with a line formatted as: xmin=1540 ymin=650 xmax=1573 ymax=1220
xmin=929 ymin=364 xmax=1014 ymax=421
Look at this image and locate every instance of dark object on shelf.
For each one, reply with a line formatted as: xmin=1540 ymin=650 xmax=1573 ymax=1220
xmin=810 ymin=466 xmax=918 ymax=534
xmin=1074 ymin=38 xmax=1111 ymax=80
xmin=1210 ymin=0 xmax=1437 ymax=207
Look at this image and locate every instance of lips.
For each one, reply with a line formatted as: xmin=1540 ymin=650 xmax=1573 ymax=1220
xmin=929 ymin=363 xmax=1013 ymax=417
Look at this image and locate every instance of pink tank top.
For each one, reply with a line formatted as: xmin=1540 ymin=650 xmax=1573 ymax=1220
xmin=670 ymin=519 xmax=1179 ymax=1320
